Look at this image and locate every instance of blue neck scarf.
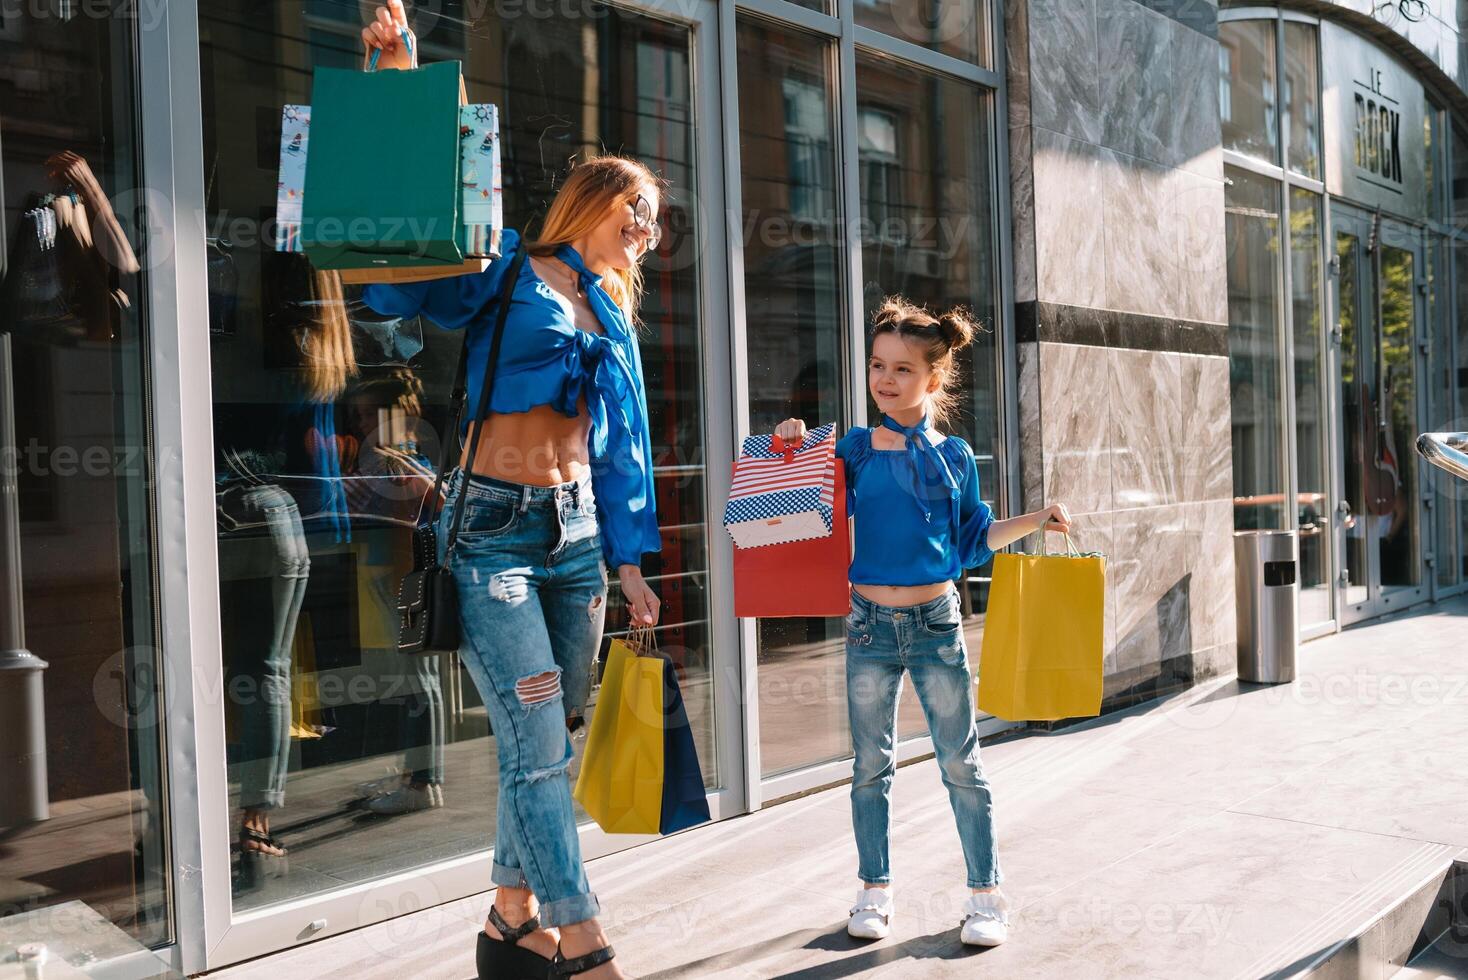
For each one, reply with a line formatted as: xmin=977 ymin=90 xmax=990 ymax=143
xmin=553 ymin=242 xmax=632 ymax=343
xmin=880 ymin=413 xmax=961 ymax=525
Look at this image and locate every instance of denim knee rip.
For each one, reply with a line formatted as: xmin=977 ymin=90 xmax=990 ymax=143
xmin=514 ymin=667 xmax=563 ymax=707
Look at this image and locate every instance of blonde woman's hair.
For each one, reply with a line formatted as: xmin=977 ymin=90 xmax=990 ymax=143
xmin=869 ymin=295 xmax=984 ymax=428
xmin=298 ymin=268 xmax=359 ymax=403
xmin=526 ymin=154 xmax=668 ymax=327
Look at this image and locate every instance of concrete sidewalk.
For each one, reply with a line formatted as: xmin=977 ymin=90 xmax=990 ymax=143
xmin=210 ymin=596 xmax=1468 ymax=979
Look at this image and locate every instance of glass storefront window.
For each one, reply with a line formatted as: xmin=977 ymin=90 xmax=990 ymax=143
xmin=1225 ymin=165 xmax=1286 ymax=530
xmin=1220 ymin=19 xmax=1279 ymax=166
xmin=1427 ymin=235 xmax=1458 ymax=588
xmin=736 ymin=20 xmax=853 ymax=779
xmin=1289 ymin=188 xmax=1330 ymax=625
xmin=1457 ymin=240 xmax=1468 ymax=583
xmin=0 ymin=3 xmax=169 ymax=962
xmin=1282 ymin=21 xmax=1320 ymax=179
xmin=201 ymin=1 xmax=711 ymax=912
xmin=854 ymin=0 xmax=986 ymax=67
xmin=1454 ymin=125 xmax=1468 ymax=230
xmin=855 ymin=51 xmax=1000 ymax=736
xmin=1425 ymin=99 xmax=1445 ymax=222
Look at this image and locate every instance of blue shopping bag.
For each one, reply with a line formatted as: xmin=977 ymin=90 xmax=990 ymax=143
xmin=658 ymin=655 xmax=711 ymax=835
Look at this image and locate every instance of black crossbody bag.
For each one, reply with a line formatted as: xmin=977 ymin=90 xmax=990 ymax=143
xmin=397 ymin=248 xmax=529 ymax=655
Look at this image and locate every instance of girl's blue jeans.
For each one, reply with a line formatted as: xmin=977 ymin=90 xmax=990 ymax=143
xmin=845 ymin=584 xmax=1002 ymax=890
xmin=439 ymin=466 xmax=609 ymax=927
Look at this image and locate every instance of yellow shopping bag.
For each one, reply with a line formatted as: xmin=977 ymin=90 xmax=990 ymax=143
xmin=978 ymin=535 xmax=1106 ymax=721
xmin=573 ymin=629 xmax=666 ymax=834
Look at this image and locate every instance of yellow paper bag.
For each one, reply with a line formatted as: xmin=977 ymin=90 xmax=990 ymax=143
xmin=573 ymin=635 xmax=665 ymax=834
xmin=978 ymin=536 xmax=1106 ymax=721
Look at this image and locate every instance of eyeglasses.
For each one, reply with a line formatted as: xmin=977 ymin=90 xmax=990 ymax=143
xmin=631 ymin=194 xmax=661 ymax=251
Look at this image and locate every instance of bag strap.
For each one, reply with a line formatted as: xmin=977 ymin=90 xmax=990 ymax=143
xmin=435 ymin=247 xmax=529 ymax=560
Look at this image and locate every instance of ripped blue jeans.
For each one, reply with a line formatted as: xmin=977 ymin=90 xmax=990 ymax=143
xmin=439 ymin=467 xmax=609 ymax=927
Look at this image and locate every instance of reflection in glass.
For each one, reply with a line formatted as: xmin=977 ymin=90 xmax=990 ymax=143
xmin=1225 ymin=166 xmax=1286 ymax=530
xmin=856 ymin=54 xmax=1000 ymax=736
xmin=1427 ymin=235 xmax=1458 ymax=588
xmin=736 ymin=20 xmax=852 ymax=778
xmin=202 ymin=2 xmax=710 ymax=912
xmin=1220 ymin=19 xmax=1279 ymax=165
xmin=1457 ymin=242 xmax=1468 ymax=584
xmin=1282 ymin=22 xmax=1320 ymax=179
xmin=1377 ymin=244 xmax=1421 ymax=592
xmin=854 ymin=0 xmax=986 ymax=67
xmin=1337 ymin=228 xmax=1371 ymax=607
xmin=1280 ymin=22 xmax=1327 ymax=178
xmin=1289 ymin=189 xmax=1329 ymax=625
xmin=1453 ymin=124 xmax=1468 ymax=231
xmin=0 ymin=5 xmax=169 ymax=959
xmin=1425 ymin=99 xmax=1445 ymax=221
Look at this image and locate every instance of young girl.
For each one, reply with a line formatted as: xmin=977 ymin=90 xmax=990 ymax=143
xmin=777 ymin=297 xmax=1071 ymax=947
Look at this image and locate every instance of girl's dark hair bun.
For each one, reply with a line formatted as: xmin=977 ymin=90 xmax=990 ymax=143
xmin=936 ymin=308 xmax=977 ymax=353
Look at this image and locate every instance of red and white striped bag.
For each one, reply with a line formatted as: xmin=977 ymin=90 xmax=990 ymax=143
xmin=724 ymin=423 xmax=837 ymax=549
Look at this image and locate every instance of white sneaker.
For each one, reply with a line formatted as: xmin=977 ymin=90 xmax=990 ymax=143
xmin=960 ymin=890 xmax=1010 ymax=946
xmin=365 ymin=783 xmax=441 ymax=815
xmin=847 ymin=887 xmax=894 ymax=940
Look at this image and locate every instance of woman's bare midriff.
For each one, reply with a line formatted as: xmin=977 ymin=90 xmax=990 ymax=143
xmin=852 ymin=582 xmax=951 ymax=607
xmin=459 ymin=401 xmax=593 ymax=486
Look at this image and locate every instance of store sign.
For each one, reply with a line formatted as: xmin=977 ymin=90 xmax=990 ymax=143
xmin=1321 ymin=21 xmax=1426 ymax=220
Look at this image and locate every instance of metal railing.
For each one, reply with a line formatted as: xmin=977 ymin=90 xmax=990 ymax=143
xmin=1417 ymin=432 xmax=1468 ymax=481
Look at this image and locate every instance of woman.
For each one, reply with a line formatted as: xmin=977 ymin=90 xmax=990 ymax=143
xmin=362 ymin=7 xmax=661 ymax=976
xmin=777 ymin=297 xmax=1072 ymax=948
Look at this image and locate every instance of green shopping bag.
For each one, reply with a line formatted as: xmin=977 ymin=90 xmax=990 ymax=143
xmin=302 ymin=61 xmax=464 ymax=271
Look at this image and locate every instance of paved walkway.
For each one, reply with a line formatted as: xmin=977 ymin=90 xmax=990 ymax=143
xmin=209 ymin=596 xmax=1468 ymax=979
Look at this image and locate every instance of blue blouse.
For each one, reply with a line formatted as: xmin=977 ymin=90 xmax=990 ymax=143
xmin=360 ymin=229 xmax=660 ymax=569
xmin=836 ymin=426 xmax=996 ymax=586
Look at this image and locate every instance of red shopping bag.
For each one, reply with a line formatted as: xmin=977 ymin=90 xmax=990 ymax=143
xmin=731 ymin=463 xmax=851 ymax=618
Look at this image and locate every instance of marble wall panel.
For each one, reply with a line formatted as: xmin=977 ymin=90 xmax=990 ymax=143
xmin=1169 ymin=14 xmax=1223 ymax=180
xmin=1170 ymin=166 xmax=1227 ymax=324
xmin=1027 ymin=0 xmax=1102 ymax=143
xmin=1110 ymin=503 xmax=1191 ymax=671
xmin=1097 ymin=0 xmax=1174 ymax=168
xmin=1109 ymin=347 xmax=1181 ymax=509
xmin=1100 ymin=147 xmax=1176 ymax=319
xmin=1177 ymin=353 xmax=1232 ymax=503
xmin=1038 ymin=342 xmax=1112 ymax=516
xmin=1033 ymin=128 xmax=1107 ymax=309
xmin=1005 ymin=0 xmax=1032 ymax=130
xmin=1191 ymin=643 xmax=1234 ymax=683
xmin=1183 ymin=499 xmax=1237 ymax=653
xmin=1017 ymin=342 xmax=1045 ymax=514
xmin=1010 ymin=125 xmax=1038 ymax=305
xmin=1130 ymin=0 xmax=1217 ymax=37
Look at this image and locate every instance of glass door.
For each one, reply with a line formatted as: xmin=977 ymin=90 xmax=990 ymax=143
xmin=1331 ymin=206 xmax=1430 ymax=624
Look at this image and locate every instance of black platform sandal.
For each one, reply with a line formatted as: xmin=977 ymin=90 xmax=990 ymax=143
xmin=477 ymin=905 xmax=553 ymax=980
xmin=549 ymin=941 xmax=616 ymax=977
xmin=236 ymin=826 xmax=288 ymax=892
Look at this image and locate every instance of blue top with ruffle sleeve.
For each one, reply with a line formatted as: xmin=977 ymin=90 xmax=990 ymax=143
xmin=836 ymin=426 xmax=995 ymax=586
xmin=360 ymin=228 xmax=660 ymax=569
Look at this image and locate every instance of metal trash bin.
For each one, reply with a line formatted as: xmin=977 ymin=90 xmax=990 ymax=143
xmin=1234 ymin=530 xmax=1298 ymax=683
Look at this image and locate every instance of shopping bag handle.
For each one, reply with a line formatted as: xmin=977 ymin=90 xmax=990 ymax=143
xmin=1039 ymin=530 xmax=1081 ymax=557
xmin=768 ymin=433 xmax=797 ymax=465
xmin=365 ymin=28 xmax=415 ymax=72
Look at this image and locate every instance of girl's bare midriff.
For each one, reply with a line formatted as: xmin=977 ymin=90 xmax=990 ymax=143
xmin=458 ymin=254 xmax=603 ymax=487
xmin=851 ymin=582 xmax=952 ymax=606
